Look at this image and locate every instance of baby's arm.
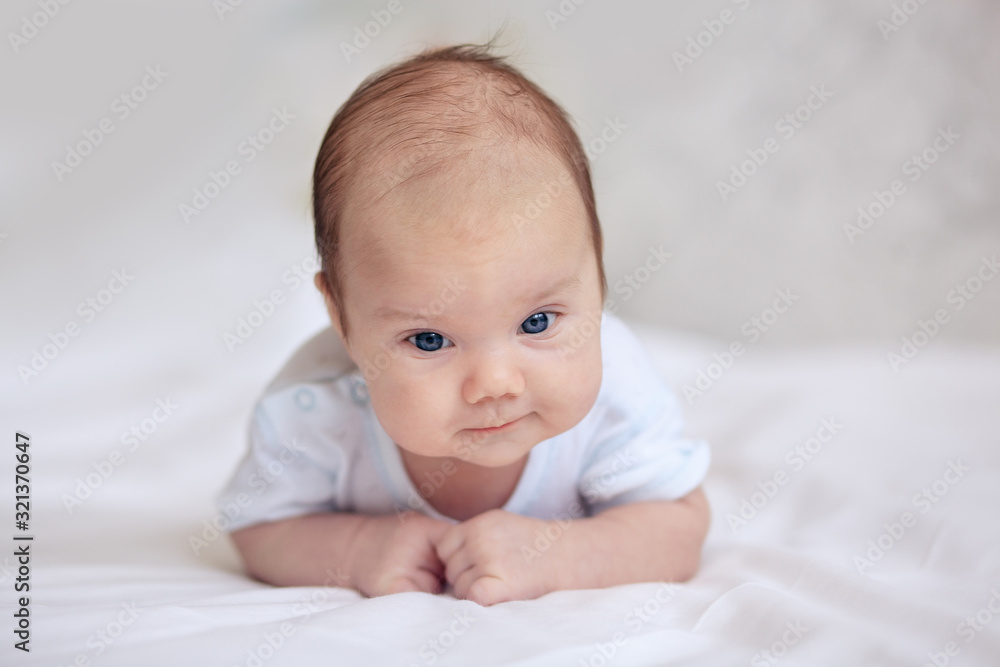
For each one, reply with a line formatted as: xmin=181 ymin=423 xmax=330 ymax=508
xmin=230 ymin=511 xmax=452 ymax=596
xmin=433 ymin=487 xmax=710 ymax=605
xmin=555 ymin=487 xmax=710 ymax=589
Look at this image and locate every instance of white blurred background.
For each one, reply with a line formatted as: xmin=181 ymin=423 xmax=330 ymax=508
xmin=1 ymin=6 xmax=997 ymax=660
xmin=0 ymin=0 xmax=1000 ymax=368
xmin=1 ymin=0 xmax=998 ymax=409
xmin=0 ymin=0 xmax=1000 ymax=664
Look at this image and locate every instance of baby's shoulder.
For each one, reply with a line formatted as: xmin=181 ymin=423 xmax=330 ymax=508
xmin=249 ymin=328 xmax=368 ymax=459
xmin=263 ymin=326 xmax=356 ymax=394
xmin=596 ymin=311 xmax=675 ymax=416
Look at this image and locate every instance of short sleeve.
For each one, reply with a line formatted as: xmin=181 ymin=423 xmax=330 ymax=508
xmin=577 ymin=314 xmax=710 ymax=515
xmin=215 ymin=395 xmax=346 ymax=532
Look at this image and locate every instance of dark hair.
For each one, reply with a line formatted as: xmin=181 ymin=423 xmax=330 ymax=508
xmin=312 ymin=41 xmax=607 ymax=341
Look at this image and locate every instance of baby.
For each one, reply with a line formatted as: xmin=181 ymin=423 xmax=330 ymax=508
xmin=218 ymin=43 xmax=711 ymax=607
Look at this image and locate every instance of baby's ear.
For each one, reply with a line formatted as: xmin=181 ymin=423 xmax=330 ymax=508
xmin=313 ymin=272 xmax=346 ymax=342
xmin=313 ymin=270 xmax=330 ymax=299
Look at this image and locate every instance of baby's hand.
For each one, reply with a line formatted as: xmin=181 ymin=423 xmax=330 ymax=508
xmin=434 ymin=509 xmax=561 ymax=606
xmin=349 ymin=511 xmax=451 ymax=598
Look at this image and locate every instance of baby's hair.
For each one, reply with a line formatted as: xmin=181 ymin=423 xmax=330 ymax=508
xmin=312 ymin=39 xmax=607 ymax=342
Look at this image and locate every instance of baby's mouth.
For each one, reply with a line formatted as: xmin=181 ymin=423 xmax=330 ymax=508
xmin=468 ymin=414 xmax=525 ymax=432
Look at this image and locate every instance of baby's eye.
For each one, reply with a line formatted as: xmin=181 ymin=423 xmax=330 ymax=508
xmin=407 ymin=331 xmax=453 ymax=352
xmin=521 ymin=312 xmax=555 ymax=335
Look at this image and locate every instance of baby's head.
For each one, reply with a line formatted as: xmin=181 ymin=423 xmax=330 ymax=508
xmin=312 ymin=43 xmax=608 ymax=468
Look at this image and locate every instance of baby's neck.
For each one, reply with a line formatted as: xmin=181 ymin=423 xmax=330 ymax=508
xmin=397 ymin=446 xmax=528 ymax=521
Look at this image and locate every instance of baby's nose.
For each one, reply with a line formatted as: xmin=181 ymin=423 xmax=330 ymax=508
xmin=462 ymin=352 xmax=525 ymax=404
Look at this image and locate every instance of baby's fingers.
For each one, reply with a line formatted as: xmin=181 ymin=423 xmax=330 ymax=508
xmin=460 ymin=574 xmax=512 ymax=607
xmin=423 ymin=518 xmax=454 ymax=552
xmin=381 ymin=569 xmax=443 ymax=596
xmin=410 ymin=567 xmax=446 ymax=594
xmin=432 ymin=524 xmax=464 ymax=563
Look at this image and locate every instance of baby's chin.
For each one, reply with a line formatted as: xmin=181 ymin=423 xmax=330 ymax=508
xmin=392 ymin=434 xmax=527 ymax=469
xmin=402 ymin=415 xmax=574 ymax=467
xmin=453 ymin=444 xmax=532 ymax=469
xmin=451 ymin=432 xmax=549 ymax=468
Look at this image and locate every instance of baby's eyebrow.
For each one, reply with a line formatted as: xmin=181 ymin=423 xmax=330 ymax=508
xmin=372 ymin=305 xmax=428 ymax=323
xmin=525 ymin=275 xmax=583 ymax=305
xmin=372 ymin=275 xmax=582 ymax=323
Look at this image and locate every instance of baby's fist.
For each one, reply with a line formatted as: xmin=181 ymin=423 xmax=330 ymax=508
xmin=433 ymin=509 xmax=563 ymax=606
xmin=350 ymin=512 xmax=451 ymax=597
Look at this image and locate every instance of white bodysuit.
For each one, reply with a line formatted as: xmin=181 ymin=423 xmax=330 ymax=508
xmin=217 ymin=311 xmax=710 ymax=529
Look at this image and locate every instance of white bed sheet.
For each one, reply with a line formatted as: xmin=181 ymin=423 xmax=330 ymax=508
xmin=2 ymin=0 xmax=998 ymax=664
xmin=4 ymin=324 xmax=999 ymax=667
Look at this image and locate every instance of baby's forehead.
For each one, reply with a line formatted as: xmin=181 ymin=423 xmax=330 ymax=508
xmin=337 ymin=59 xmax=587 ymax=250
xmin=349 ymin=141 xmax=577 ymax=243
xmin=346 ymin=62 xmax=558 ymax=185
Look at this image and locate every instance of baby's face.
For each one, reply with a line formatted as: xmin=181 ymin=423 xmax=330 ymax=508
xmin=325 ymin=150 xmax=604 ymax=469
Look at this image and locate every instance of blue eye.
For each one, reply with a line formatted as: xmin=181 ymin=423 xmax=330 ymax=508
xmin=408 ymin=331 xmax=453 ymax=352
xmin=521 ymin=312 xmax=554 ymax=335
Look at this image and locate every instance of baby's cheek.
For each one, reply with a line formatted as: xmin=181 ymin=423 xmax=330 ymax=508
xmin=567 ymin=359 xmax=602 ymax=422
xmin=534 ymin=348 xmax=602 ymax=430
xmin=370 ymin=378 xmax=441 ymax=439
